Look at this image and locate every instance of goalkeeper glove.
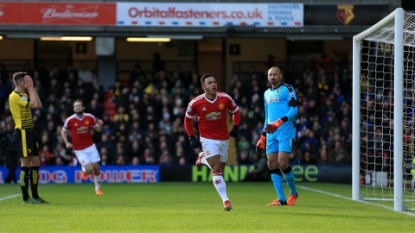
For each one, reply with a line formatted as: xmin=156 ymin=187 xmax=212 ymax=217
xmin=265 ymin=118 xmax=284 ymax=133
xmin=229 ymin=125 xmax=239 ymax=138
xmin=256 ymin=133 xmax=266 ymax=155
xmin=189 ymin=135 xmax=200 ymax=148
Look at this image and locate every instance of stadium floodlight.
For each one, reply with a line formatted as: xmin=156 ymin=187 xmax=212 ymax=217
xmin=352 ymin=7 xmax=415 ymax=212
xmin=126 ymin=37 xmax=171 ymax=42
xmin=40 ymin=36 xmax=93 ymax=41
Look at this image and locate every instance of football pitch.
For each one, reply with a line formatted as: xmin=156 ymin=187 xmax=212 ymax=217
xmin=1 ymin=182 xmax=413 ymax=233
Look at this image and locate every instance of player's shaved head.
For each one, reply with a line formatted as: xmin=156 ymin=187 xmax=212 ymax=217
xmin=268 ymin=66 xmax=281 ymax=73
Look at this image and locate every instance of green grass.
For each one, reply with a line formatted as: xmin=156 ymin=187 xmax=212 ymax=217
xmin=0 ymin=182 xmax=413 ymax=233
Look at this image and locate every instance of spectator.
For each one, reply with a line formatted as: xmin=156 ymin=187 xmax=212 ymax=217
xmin=96 ymin=133 xmax=115 ymax=163
xmin=159 ymin=149 xmax=173 ymax=165
xmin=86 ymin=98 xmax=103 ymax=120
xmin=115 ymin=154 xmax=126 ymax=165
xmin=243 ymin=153 xmax=270 ymax=182
xmin=54 ymin=156 xmax=64 ymax=166
xmin=131 ymin=156 xmax=140 ymax=165
xmin=152 ymin=52 xmax=165 ymax=74
xmin=173 ymin=146 xmax=187 ymax=165
xmin=159 ymin=111 xmax=172 ymax=134
xmin=328 ymin=140 xmax=344 ymax=164
xmin=100 ymin=147 xmax=110 ymax=165
xmin=289 ymin=149 xmax=302 ymax=166
xmin=237 ymin=150 xmax=251 ymax=165
xmin=317 ymin=144 xmax=329 ymax=165
xmin=301 ymin=151 xmax=317 ymax=164
xmin=237 ymin=135 xmax=251 ymax=155
xmin=129 ymin=64 xmax=146 ymax=88
xmin=143 ymin=147 xmax=156 ymax=164
xmin=77 ymin=61 xmax=93 ymax=84
xmin=125 ymin=139 xmax=143 ymax=163
xmin=2 ymin=120 xmax=18 ymax=183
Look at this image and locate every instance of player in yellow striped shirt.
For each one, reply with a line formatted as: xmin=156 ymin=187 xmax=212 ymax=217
xmin=9 ymin=71 xmax=49 ymax=204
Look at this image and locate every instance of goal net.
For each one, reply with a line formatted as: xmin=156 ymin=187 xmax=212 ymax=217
xmin=352 ymin=8 xmax=415 ymax=212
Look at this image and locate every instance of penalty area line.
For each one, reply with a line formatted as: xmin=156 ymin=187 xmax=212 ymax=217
xmin=0 ymin=194 xmax=21 ymax=202
xmin=297 ymin=185 xmax=415 ymax=217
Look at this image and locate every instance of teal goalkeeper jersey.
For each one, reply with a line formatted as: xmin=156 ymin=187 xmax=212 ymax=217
xmin=263 ymin=83 xmax=298 ymax=132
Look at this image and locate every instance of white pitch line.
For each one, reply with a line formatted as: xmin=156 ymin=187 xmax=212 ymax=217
xmin=297 ymin=185 xmax=415 ymax=217
xmin=0 ymin=194 xmax=21 ymax=201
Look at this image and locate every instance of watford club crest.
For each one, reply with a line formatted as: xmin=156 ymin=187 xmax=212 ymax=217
xmin=336 ymin=5 xmax=355 ymax=26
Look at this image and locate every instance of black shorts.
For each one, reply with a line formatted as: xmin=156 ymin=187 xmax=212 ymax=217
xmin=14 ymin=129 xmax=38 ymax=158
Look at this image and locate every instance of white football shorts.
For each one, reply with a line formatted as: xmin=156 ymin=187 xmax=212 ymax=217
xmin=74 ymin=144 xmax=101 ymax=165
xmin=200 ymin=137 xmax=229 ymax=163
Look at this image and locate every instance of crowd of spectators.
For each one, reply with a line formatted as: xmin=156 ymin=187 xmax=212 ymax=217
xmin=0 ymin=52 xmax=353 ymax=168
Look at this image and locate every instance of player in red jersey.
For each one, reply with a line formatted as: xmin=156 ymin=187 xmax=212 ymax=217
xmin=184 ymin=73 xmax=240 ymax=211
xmin=61 ymin=99 xmax=104 ymax=195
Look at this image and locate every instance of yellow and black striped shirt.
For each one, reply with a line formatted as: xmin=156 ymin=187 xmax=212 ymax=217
xmin=9 ymin=91 xmax=34 ymax=130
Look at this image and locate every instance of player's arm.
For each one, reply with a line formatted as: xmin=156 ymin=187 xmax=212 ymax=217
xmin=229 ymin=107 xmax=240 ymax=138
xmin=284 ymin=100 xmax=299 ymax=121
xmin=262 ymin=94 xmax=269 ymax=134
xmin=60 ymin=128 xmax=73 ymax=149
xmin=226 ymin=95 xmax=241 ymax=138
xmin=284 ymin=85 xmax=299 ymax=121
xmin=184 ymin=114 xmax=199 ymax=148
xmin=10 ymin=92 xmax=28 ymax=108
xmin=23 ymin=75 xmax=42 ymax=109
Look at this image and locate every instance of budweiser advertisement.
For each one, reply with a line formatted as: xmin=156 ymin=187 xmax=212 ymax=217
xmin=0 ymin=2 xmax=116 ymax=25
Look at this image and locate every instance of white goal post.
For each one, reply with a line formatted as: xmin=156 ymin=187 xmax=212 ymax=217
xmin=352 ymin=8 xmax=415 ymax=212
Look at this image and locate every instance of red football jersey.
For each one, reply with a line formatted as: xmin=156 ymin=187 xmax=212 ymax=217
xmin=186 ymin=92 xmax=239 ymax=140
xmin=62 ymin=113 xmax=98 ymax=150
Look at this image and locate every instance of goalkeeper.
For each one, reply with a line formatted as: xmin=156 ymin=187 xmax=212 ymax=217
xmin=256 ymin=66 xmax=299 ymax=206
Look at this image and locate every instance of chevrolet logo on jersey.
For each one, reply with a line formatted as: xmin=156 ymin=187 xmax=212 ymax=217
xmin=77 ymin=126 xmax=89 ymax=133
xmin=205 ymin=112 xmax=222 ymax=120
